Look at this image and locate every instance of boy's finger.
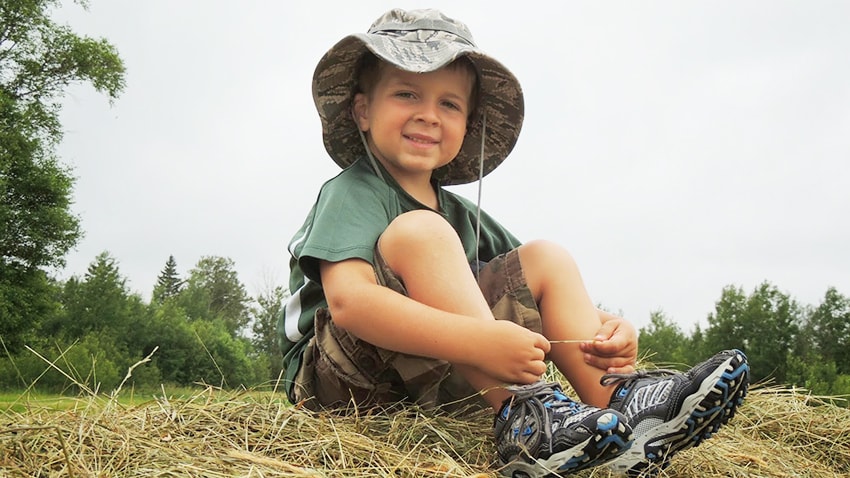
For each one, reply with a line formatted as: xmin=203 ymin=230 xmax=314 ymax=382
xmin=606 ymin=364 xmax=636 ymax=375
xmin=581 ymin=338 xmax=619 ymax=355
xmin=594 ymin=320 xmax=620 ymax=340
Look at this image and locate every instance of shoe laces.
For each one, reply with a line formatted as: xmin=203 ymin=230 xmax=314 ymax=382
xmin=599 ymin=369 xmax=679 ymax=387
xmin=505 ymin=381 xmax=583 ymax=414
xmin=502 ymin=382 xmax=589 ymax=455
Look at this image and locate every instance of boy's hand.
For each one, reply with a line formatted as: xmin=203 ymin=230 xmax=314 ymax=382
xmin=473 ymin=320 xmax=551 ymax=384
xmin=580 ymin=314 xmax=638 ymax=375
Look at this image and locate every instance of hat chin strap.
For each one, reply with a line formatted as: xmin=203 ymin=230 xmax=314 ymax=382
xmin=474 ymin=110 xmax=486 ymax=281
xmin=354 ymin=110 xmax=385 ymax=181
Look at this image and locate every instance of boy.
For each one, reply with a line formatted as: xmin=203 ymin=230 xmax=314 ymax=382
xmin=279 ymin=8 xmax=749 ymax=477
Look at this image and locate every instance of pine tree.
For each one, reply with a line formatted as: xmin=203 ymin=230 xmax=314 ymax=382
xmin=153 ymin=255 xmax=183 ymax=304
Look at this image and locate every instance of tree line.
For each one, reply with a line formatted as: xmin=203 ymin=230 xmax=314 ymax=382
xmin=0 ymin=252 xmax=287 ymax=392
xmin=2 ymin=247 xmax=848 ymax=402
xmin=638 ymin=283 xmax=850 ymax=401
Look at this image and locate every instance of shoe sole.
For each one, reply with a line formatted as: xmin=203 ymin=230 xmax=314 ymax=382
xmin=609 ymin=350 xmax=750 ymax=477
xmin=500 ymin=411 xmax=634 ymax=478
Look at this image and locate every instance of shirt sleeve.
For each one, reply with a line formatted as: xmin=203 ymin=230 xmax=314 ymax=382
xmin=293 ymin=169 xmax=400 ymax=283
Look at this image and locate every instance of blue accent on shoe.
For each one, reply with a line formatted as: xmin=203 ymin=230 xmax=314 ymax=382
xmin=596 ymin=433 xmax=630 ymax=450
xmin=560 ymin=452 xmax=591 ymax=471
xmin=597 ymin=413 xmax=618 ymax=432
xmin=724 ymin=362 xmax=750 ymax=381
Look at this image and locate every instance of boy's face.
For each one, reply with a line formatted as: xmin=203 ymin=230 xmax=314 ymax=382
xmin=353 ymin=64 xmax=474 ymax=186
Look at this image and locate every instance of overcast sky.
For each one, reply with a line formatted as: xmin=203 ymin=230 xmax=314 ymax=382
xmin=52 ymin=1 xmax=850 ymax=333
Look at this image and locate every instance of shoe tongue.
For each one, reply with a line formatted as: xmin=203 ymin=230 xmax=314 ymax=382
xmin=606 ymin=378 xmax=634 ymax=409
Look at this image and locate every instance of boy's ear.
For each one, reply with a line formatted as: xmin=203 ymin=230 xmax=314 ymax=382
xmin=352 ymin=93 xmax=370 ymax=132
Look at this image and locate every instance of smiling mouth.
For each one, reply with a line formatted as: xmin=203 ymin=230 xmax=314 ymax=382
xmin=404 ymin=134 xmax=438 ymax=145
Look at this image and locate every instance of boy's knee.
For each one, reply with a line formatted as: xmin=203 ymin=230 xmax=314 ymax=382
xmin=379 ymin=210 xmax=463 ymax=264
xmin=382 ymin=210 xmax=457 ymax=247
xmin=521 ymin=239 xmax=571 ymax=259
xmin=520 ymin=240 xmax=578 ymax=271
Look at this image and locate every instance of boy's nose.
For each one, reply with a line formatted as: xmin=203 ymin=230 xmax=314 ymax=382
xmin=413 ymin=102 xmax=440 ymax=125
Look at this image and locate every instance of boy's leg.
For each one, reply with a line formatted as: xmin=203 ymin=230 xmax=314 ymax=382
xmin=516 ymin=239 xmax=750 ymax=476
xmin=380 ymin=211 xmax=633 ymax=476
xmin=378 ymin=209 xmax=512 ymax=409
xmin=518 ymin=239 xmax=616 ymax=406
xmin=294 ymin=210 xmax=532 ymax=411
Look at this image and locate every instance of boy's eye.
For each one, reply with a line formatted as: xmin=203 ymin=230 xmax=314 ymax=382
xmin=442 ymin=100 xmax=461 ymax=111
xmin=395 ymin=91 xmax=415 ymax=99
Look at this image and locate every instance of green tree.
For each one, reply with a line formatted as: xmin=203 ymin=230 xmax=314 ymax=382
xmin=684 ymin=323 xmax=707 ymax=367
xmin=189 ymin=319 xmax=264 ymax=388
xmin=0 ymin=0 xmax=125 ymax=349
xmin=45 ymin=251 xmax=150 ymax=387
xmin=807 ymin=287 xmax=850 ymax=374
xmin=178 ymin=256 xmax=250 ymax=336
xmin=130 ymin=301 xmax=265 ymax=389
xmin=702 ymin=285 xmax=749 ymax=354
xmin=152 ymin=255 xmax=183 ymax=304
xmin=1 ymin=0 xmax=125 ymax=143
xmin=0 ymin=93 xmax=77 ymax=352
xmin=0 ymin=265 xmax=59 ymax=352
xmin=132 ymin=300 xmax=197 ymax=385
xmin=0 ymin=332 xmax=122 ymax=393
xmin=54 ymin=251 xmax=131 ymax=339
xmin=744 ymin=282 xmax=800 ymax=384
xmin=637 ymin=310 xmax=689 ymax=366
xmin=251 ymin=284 xmax=288 ymax=381
xmin=704 ymin=282 xmax=801 ymax=384
xmin=0 ymin=123 xmax=79 ymax=270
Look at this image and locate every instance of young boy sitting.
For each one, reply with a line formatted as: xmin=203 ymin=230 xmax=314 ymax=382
xmin=279 ymin=8 xmax=749 ymax=477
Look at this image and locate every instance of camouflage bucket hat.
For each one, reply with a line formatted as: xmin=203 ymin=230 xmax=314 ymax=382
xmin=312 ymin=8 xmax=524 ymax=185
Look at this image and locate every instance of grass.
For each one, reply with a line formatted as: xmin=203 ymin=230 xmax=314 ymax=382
xmin=0 ymin=391 xmax=84 ymax=414
xmin=2 ymin=349 xmax=849 ymax=477
xmin=2 ymin=381 xmax=850 ymax=477
xmin=0 ymin=387 xmax=207 ymax=413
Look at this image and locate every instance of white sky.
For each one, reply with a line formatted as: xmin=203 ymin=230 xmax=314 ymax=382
xmin=53 ymin=1 xmax=850 ymax=333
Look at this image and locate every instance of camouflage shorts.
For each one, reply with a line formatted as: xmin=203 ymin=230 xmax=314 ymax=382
xmin=291 ymin=246 xmax=542 ymax=412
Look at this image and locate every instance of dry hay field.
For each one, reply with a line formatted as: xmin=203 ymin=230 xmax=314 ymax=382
xmin=2 ymin=380 xmax=849 ymax=477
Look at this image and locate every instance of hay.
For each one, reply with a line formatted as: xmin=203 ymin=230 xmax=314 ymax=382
xmin=1 ymin=384 xmax=849 ymax=477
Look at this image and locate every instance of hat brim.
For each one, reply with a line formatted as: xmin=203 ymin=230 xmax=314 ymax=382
xmin=312 ymin=33 xmax=524 ymax=186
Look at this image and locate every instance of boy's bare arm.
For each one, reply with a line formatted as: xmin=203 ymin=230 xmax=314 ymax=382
xmin=319 ymin=258 xmax=549 ymax=384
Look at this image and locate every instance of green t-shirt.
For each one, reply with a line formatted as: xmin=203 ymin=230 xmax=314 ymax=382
xmin=279 ymin=158 xmax=521 ymax=400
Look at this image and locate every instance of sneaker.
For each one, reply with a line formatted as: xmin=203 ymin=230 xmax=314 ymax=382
xmin=603 ymin=349 xmax=750 ymax=477
xmin=495 ymin=381 xmax=634 ymax=477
